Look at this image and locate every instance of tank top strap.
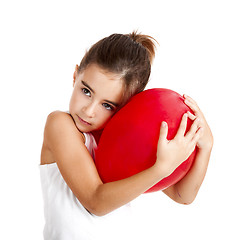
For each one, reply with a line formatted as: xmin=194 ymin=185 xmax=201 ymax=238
xmin=83 ymin=132 xmax=97 ymax=161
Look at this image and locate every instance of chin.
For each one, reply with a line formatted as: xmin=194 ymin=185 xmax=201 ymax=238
xmin=76 ymin=124 xmax=93 ymax=133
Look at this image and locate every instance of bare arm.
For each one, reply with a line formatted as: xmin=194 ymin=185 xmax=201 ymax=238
xmin=43 ymin=110 xmax=201 ymax=216
xmin=163 ymin=95 xmax=213 ymax=204
xmin=163 ymin=147 xmax=212 ymax=204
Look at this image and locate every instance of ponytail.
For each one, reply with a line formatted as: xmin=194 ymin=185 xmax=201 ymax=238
xmin=126 ymin=31 xmax=157 ymax=64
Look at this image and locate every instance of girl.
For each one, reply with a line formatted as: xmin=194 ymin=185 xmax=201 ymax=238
xmin=40 ymin=32 xmax=213 ymax=239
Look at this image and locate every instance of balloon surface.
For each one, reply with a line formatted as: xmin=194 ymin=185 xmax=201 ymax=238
xmin=95 ymin=88 xmax=196 ymax=193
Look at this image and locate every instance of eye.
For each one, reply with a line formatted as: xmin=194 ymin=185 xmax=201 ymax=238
xmin=102 ymin=103 xmax=114 ymax=111
xmin=82 ymin=88 xmax=91 ymax=97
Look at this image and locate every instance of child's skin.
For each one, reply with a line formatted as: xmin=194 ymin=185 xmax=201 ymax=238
xmin=41 ymin=64 xmax=213 ymax=216
xmin=163 ymin=95 xmax=213 ymax=203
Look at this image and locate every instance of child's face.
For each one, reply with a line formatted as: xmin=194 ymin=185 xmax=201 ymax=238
xmin=69 ymin=64 xmax=124 ymax=133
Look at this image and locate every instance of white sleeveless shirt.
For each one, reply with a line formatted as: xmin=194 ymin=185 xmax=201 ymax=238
xmin=39 ymin=132 xmax=132 ymax=240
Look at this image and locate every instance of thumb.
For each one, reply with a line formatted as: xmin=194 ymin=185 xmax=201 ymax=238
xmin=158 ymin=121 xmax=168 ymax=143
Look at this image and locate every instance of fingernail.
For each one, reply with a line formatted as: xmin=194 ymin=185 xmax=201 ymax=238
xmin=162 ymin=121 xmax=167 ymax=127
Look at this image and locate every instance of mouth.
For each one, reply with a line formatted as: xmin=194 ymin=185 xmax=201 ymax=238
xmin=77 ymin=115 xmax=92 ymax=126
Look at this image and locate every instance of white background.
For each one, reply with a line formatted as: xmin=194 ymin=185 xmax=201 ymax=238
xmin=1 ymin=0 xmax=239 ymax=239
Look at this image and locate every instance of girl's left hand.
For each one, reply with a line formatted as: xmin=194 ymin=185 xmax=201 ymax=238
xmin=184 ymin=94 xmax=214 ymax=151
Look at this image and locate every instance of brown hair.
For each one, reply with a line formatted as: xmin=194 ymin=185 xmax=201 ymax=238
xmin=77 ymin=31 xmax=158 ymax=106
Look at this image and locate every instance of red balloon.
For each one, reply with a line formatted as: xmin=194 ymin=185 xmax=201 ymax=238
xmin=95 ymin=88 xmax=196 ymax=193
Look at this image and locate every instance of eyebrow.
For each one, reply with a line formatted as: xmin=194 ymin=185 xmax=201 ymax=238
xmin=81 ymin=80 xmax=119 ymax=107
xmin=82 ymin=80 xmax=95 ymax=93
xmin=105 ymin=100 xmax=119 ymax=108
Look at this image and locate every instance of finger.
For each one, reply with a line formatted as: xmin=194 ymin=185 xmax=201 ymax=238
xmin=183 ymin=94 xmax=197 ymax=104
xmin=184 ymin=94 xmax=199 ymax=107
xmin=187 ymin=111 xmax=197 ymax=121
xmin=158 ymin=121 xmax=168 ymax=143
xmin=191 ymin=127 xmax=204 ymax=145
xmin=175 ymin=113 xmax=188 ymax=139
xmin=185 ymin=117 xmax=200 ymax=140
xmin=184 ymin=99 xmax=200 ymax=113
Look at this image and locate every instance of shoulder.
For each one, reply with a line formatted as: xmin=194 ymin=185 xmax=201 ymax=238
xmin=45 ymin=111 xmax=75 ymax=136
xmin=44 ymin=111 xmax=85 ymax=147
xmin=45 ymin=111 xmax=76 ymax=131
xmin=46 ymin=110 xmax=73 ymax=125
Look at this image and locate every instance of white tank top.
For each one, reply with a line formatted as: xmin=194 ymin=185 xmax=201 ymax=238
xmin=39 ymin=132 xmax=132 ymax=240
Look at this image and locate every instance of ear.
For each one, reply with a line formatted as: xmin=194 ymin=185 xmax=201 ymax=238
xmin=73 ymin=64 xmax=79 ymax=86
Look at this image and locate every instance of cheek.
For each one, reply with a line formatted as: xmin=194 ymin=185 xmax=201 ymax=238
xmin=97 ymin=110 xmax=114 ymax=126
xmin=69 ymin=94 xmax=77 ymax=110
xmin=70 ymin=91 xmax=84 ymax=108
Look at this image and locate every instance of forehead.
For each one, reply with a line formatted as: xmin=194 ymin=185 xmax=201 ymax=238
xmin=78 ymin=64 xmax=124 ymax=104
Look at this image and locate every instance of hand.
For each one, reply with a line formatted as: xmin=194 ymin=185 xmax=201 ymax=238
xmin=183 ymin=94 xmax=214 ymax=151
xmin=155 ymin=113 xmax=203 ymax=177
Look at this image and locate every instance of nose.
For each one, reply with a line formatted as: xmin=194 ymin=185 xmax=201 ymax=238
xmin=82 ymin=102 xmax=97 ymax=118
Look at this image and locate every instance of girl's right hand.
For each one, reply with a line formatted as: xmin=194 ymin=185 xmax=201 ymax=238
xmin=155 ymin=112 xmax=203 ymax=177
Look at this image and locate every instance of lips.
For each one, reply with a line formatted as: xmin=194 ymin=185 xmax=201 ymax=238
xmin=77 ymin=115 xmax=91 ymax=125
